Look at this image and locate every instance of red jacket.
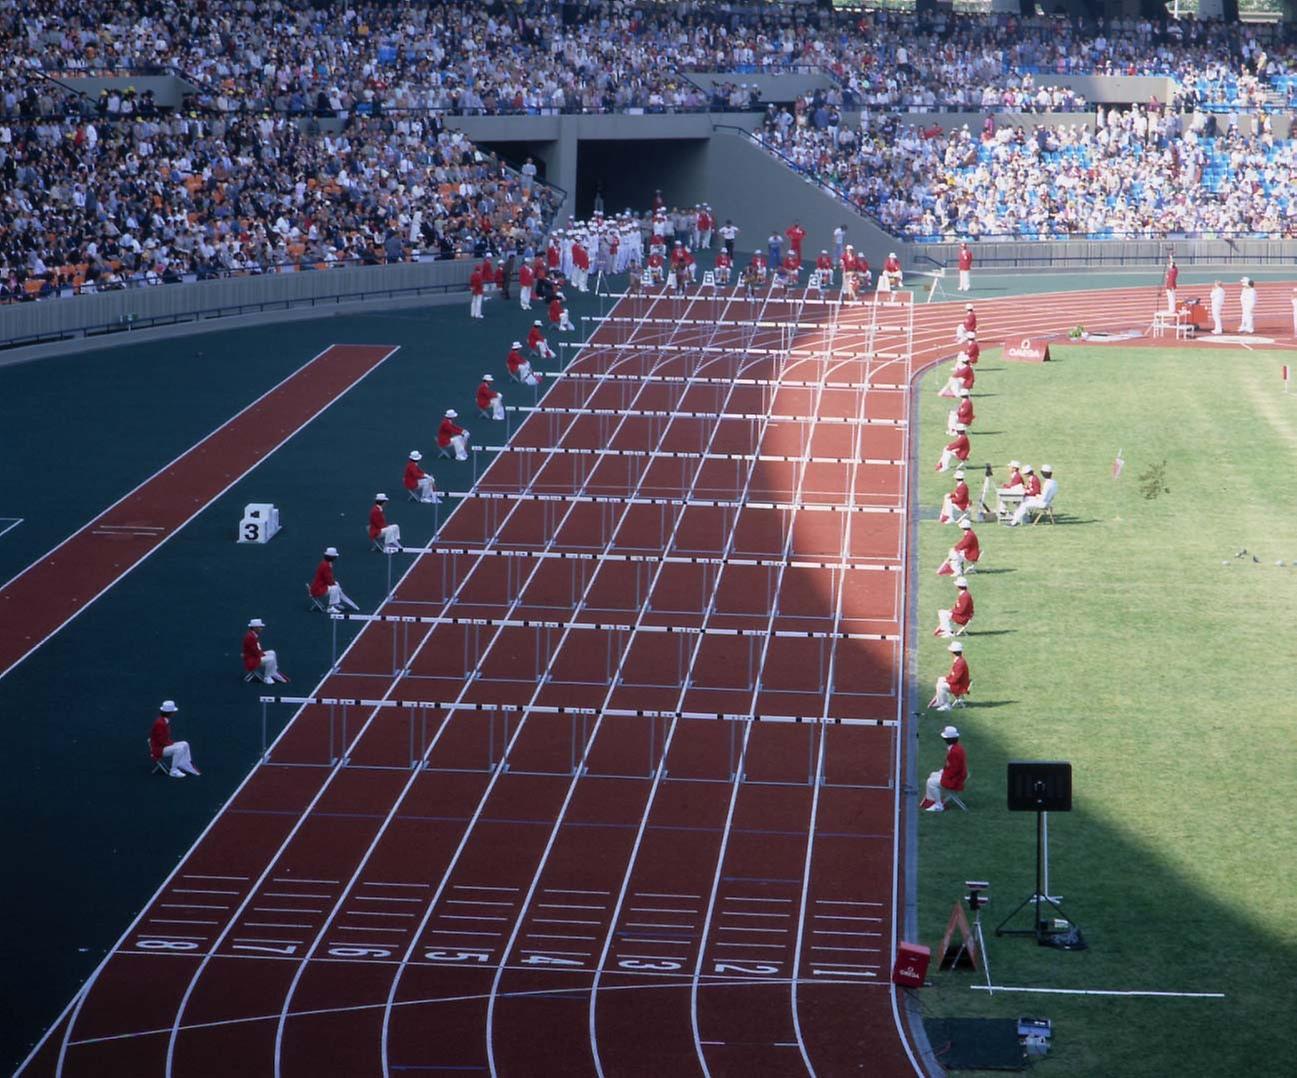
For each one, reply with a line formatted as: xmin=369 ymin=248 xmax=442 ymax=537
xmin=509 ymin=346 xmax=528 ymax=372
xmin=403 ymin=460 xmax=426 ymax=491
xmin=1165 ymin=264 xmax=1178 ymax=288
xmin=944 ymin=433 xmax=970 ymax=461
xmin=785 ymin=225 xmax=805 ymax=253
xmin=1024 ymin=474 xmax=1043 ymax=497
xmin=476 ymin=381 xmax=496 ymax=410
xmin=946 ymin=656 xmax=971 ymax=697
xmin=546 ymin=243 xmax=560 ymax=269
xmin=437 ymin=417 xmax=465 ymax=447
xmin=572 ymin=244 xmax=589 ymax=270
xmin=716 ymin=252 xmax=731 ymax=269
xmin=963 ymin=310 xmax=977 ymax=332
xmin=941 ymin=742 xmax=968 ymax=789
xmin=965 ymin=340 xmax=981 ymax=364
xmin=548 ymin=297 xmax=563 ymax=324
xmin=953 ymin=529 xmax=980 ymax=563
xmin=954 ymin=364 xmax=975 ymax=389
xmin=469 ymin=269 xmax=483 ymax=296
xmin=519 ymin=263 xmax=534 ymax=287
xmin=840 ymin=252 xmax=856 ymax=273
xmin=957 ymin=248 xmax=973 ymax=271
xmin=883 ymin=255 xmax=901 ymax=274
xmin=309 ymin=558 xmax=335 ymax=597
xmin=815 ymin=254 xmax=833 ymax=271
xmin=1001 ymin=468 xmax=1024 ymax=490
xmin=955 ymin=398 xmax=974 ymax=426
xmin=368 ymin=504 xmax=387 ymax=540
xmin=149 ymin=715 xmax=173 ymax=761
xmin=242 ymin=629 xmax=263 ymax=671
xmin=782 ymin=252 xmax=800 ymax=273
xmin=950 ymin=480 xmax=970 ymax=511
xmin=950 ymin=590 xmax=974 ymax=626
xmin=525 ymin=325 xmax=545 ymax=351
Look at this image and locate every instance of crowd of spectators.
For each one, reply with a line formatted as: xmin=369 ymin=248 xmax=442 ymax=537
xmin=761 ymin=105 xmax=1297 ymax=240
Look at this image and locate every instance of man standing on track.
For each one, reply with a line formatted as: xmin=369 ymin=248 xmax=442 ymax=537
xmin=518 ymin=259 xmax=534 ymax=310
xmin=928 ymin=642 xmax=971 ymax=711
xmin=934 ymin=576 xmax=974 ymax=638
xmin=1210 ymin=280 xmax=1225 ymax=334
xmin=785 ymin=219 xmax=806 ymax=265
xmin=477 ymin=373 xmax=504 ymax=420
xmin=368 ymin=493 xmax=401 ymax=553
xmin=438 ymin=409 xmax=471 ymax=461
xmin=719 ymin=219 xmax=739 ymax=258
xmin=1239 ymin=277 xmax=1257 ymax=334
xmin=149 ymin=700 xmax=200 ymax=778
xmin=957 ymin=241 xmax=973 ymax=292
xmin=468 ymin=264 xmax=484 ymax=320
xmin=243 ymin=618 xmax=288 ymax=684
xmin=404 ymin=450 xmax=441 ymax=503
xmin=310 ymin=546 xmax=359 ymax=613
xmin=1165 ymin=255 xmax=1179 ymax=312
xmin=920 ymin=725 xmax=968 ymax=810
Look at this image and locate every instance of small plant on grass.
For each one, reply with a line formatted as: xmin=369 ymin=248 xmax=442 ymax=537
xmin=1138 ymin=459 xmax=1170 ymax=500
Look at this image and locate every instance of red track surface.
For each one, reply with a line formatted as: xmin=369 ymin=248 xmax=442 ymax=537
xmin=0 ymin=344 xmax=398 ymax=680
xmin=19 ymin=280 xmax=1297 ymax=1077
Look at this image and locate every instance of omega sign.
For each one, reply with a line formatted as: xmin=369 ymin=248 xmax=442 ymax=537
xmin=1004 ymin=338 xmax=1051 ymax=363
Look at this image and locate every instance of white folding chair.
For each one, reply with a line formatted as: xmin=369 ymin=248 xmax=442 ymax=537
xmin=306 ymin=582 xmax=328 ymax=612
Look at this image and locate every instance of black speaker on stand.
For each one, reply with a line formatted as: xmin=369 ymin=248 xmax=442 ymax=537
xmin=996 ymin=761 xmax=1086 ymax=948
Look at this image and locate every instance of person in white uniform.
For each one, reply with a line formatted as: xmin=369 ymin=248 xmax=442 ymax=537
xmin=150 ymin=700 xmax=201 ymax=778
xmin=1210 ymin=281 xmax=1225 ymax=335
xmin=1010 ymin=465 xmax=1059 ymax=525
xmin=1238 ymin=277 xmax=1257 ymax=334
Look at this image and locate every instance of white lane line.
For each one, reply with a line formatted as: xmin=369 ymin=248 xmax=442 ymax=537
xmin=334 ymin=927 xmax=408 ymax=935
xmin=251 ymin=908 xmax=323 ymax=915
xmin=527 ymin=934 xmax=599 ymax=942
xmin=173 ymin=889 xmax=240 ymax=896
xmin=427 ymin=930 xmax=503 ymax=937
xmin=628 ymin=907 xmax=697 ymax=915
xmin=344 ymin=911 xmax=415 ymax=919
xmin=363 ymin=882 xmax=431 ymax=889
xmin=534 ymin=918 xmax=602 ymax=926
xmin=543 ymin=888 xmax=612 ymax=896
xmin=440 ymin=914 xmax=509 ymax=922
xmin=147 ymin=919 xmax=218 ymax=926
xmin=271 ymin=878 xmax=339 ymax=885
xmin=183 ymin=874 xmax=249 ymax=881
xmin=263 ymin=892 xmax=330 ymax=900
xmin=635 ymin=892 xmax=702 ymax=900
xmin=537 ymin=903 xmax=605 ymax=911
xmin=453 ymin=885 xmax=520 ymax=892
xmin=244 ymin=922 xmax=314 ymax=930
xmin=447 ymin=899 xmax=514 ymax=907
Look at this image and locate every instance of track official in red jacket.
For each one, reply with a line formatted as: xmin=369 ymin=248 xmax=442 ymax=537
xmin=243 ymin=617 xmax=288 ymax=684
xmin=935 ymin=576 xmax=974 ymax=638
xmin=150 ymin=700 xmax=200 ymax=778
xmin=929 ymin=642 xmax=971 ymax=711
xmin=939 ymin=517 xmax=980 ymax=576
xmin=957 ymin=242 xmax=974 ymax=292
xmin=921 ymin=725 xmax=968 ymax=810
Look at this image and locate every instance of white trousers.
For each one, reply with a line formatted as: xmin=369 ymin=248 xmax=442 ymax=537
xmin=1212 ymin=304 xmax=1223 ymax=334
xmin=1240 ymin=304 xmax=1255 ymax=333
xmin=938 ymin=494 xmax=965 ymax=523
xmin=533 ymin=340 xmax=555 ymax=360
xmin=326 ymin=583 xmax=359 ymax=611
xmin=573 ymin=266 xmax=588 ymax=291
xmin=937 ymin=449 xmax=961 ymax=472
xmin=450 ymin=433 xmax=469 ymax=461
xmin=162 ymin=740 xmax=199 ymax=776
xmin=936 ymin=609 xmax=960 ymax=636
xmin=558 ymin=311 xmax=574 ymax=331
xmin=931 ymin=677 xmax=956 ymax=710
xmin=945 ymin=549 xmax=969 ymax=574
xmin=956 ymin=326 xmax=971 ymax=343
xmin=416 ymin=476 xmax=441 ymax=503
xmin=378 ymin=524 xmax=400 ymax=551
xmin=716 ymin=267 xmax=731 ymax=285
xmin=520 ymin=286 xmax=531 ymax=309
xmin=470 ymin=294 xmax=483 ymax=318
xmin=256 ymin=648 xmax=284 ymax=682
xmin=925 ymin=770 xmax=952 ymax=806
xmin=1166 ymin=288 xmax=1176 ymax=312
xmin=939 ymin=377 xmax=960 ymax=398
xmin=700 ymin=229 xmax=712 ymax=249
xmin=959 ymin=269 xmax=971 ymax=291
xmin=1012 ymin=496 xmax=1048 ymax=525
xmin=488 ymin=395 xmax=504 ymax=420
xmin=946 ymin=409 xmax=962 ymax=435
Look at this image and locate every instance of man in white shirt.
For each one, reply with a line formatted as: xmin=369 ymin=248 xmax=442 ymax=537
xmin=1210 ymin=281 xmax=1225 ymax=335
xmin=1010 ymin=465 xmax=1059 ymax=525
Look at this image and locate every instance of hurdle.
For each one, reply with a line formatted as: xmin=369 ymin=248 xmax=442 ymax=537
xmin=257 ymin=694 xmax=898 ymax=784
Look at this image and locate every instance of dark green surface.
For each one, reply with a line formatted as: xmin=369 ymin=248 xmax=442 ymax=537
xmin=0 ymin=285 xmax=605 ymax=1069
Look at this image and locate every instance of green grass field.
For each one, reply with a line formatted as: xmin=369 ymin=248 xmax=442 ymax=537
xmin=914 ymin=345 xmax=1297 ymax=1075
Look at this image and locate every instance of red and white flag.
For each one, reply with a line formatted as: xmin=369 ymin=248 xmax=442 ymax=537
xmin=1112 ymin=449 xmax=1125 ymax=479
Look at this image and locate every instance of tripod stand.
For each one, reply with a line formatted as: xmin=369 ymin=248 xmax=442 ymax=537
xmin=950 ymin=902 xmax=995 ymax=995
xmin=996 ymin=809 xmax=1080 ymax=945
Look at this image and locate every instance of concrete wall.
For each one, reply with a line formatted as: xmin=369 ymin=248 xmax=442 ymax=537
xmin=685 ymin=71 xmax=838 ymax=101
xmin=57 ymin=74 xmax=198 ymax=109
xmin=915 ymin=237 xmax=1297 ymax=268
xmin=701 ymin=127 xmax=897 ymax=270
xmin=0 ymin=260 xmax=473 ymax=349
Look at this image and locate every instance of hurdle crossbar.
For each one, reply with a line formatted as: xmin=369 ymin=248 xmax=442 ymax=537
xmin=556 ymin=345 xmax=904 ymax=368
xmin=329 ymin=611 xmax=898 ymax=642
xmin=504 ymin=405 xmax=905 ymax=427
xmin=478 ymin=445 xmax=905 ymax=467
xmin=396 ymin=544 xmax=899 ymax=572
xmin=258 ymin=695 xmax=897 ymax=727
xmin=449 ymin=490 xmax=901 ymax=514
xmin=595 ymin=291 xmax=913 ymax=310
xmin=542 ymin=368 xmax=905 ymax=390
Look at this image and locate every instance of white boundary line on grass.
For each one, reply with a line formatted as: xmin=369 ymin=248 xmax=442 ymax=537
xmin=972 ymin=985 xmax=1225 ymax=999
xmin=0 ymin=344 xmax=400 ymax=682
xmin=0 ymin=516 xmax=23 ymax=540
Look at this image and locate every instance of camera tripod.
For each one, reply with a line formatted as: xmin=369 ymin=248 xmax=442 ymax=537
xmin=996 ymin=808 xmax=1080 ymax=945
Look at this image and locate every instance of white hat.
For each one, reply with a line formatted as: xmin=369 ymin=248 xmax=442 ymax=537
xmin=409 ymin=450 xmax=422 ymax=461
xmin=958 ymin=387 xmax=971 ymax=397
xmin=1241 ymin=276 xmax=1251 ymax=285
xmin=445 ymin=409 xmax=458 ymax=418
xmin=1041 ymin=464 xmax=1053 ymax=473
xmin=967 ymin=332 xmax=977 ymax=339
xmin=941 ymin=725 xmax=960 ymax=739
xmin=1008 ymin=460 xmax=1021 ymax=469
xmin=483 ymin=374 xmax=494 ymax=382
xmin=1023 ymin=464 xmax=1034 ymax=473
xmin=955 ymin=576 xmax=968 ymax=588
xmin=948 ymin=641 xmax=964 ymax=653
xmin=953 ymin=469 xmax=965 ymax=479
xmin=324 ymin=546 xmax=339 ymax=557
xmin=965 ymin=303 xmax=973 ymax=310
xmin=375 ymin=493 xmax=388 ymax=502
xmin=533 ymin=319 xmax=542 ymax=326
xmin=889 ymin=251 xmax=897 ymax=257
xmin=248 ymin=618 xmax=265 ymax=628
xmin=958 ymin=518 xmax=973 ymax=529
xmin=954 ymin=422 xmax=967 ymax=431
xmin=160 ymin=700 xmax=178 ymax=713
xmin=512 ymin=340 xmax=522 ymax=348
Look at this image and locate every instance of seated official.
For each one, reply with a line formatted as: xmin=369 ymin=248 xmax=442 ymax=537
xmin=149 ymin=700 xmax=200 ymax=778
xmin=403 ymin=450 xmax=441 ymax=503
xmin=928 ymin=642 xmax=971 ymax=711
xmin=1010 ymin=464 xmax=1058 ymax=525
xmin=920 ymin=725 xmax=968 ymax=812
xmin=243 ymin=618 xmax=288 ymax=684
xmin=934 ymin=576 xmax=973 ymax=638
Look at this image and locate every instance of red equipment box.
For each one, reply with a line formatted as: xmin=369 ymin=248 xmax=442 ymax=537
xmin=891 ymin=941 xmax=931 ymax=988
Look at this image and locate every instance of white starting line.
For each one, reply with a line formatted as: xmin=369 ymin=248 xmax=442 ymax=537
xmin=449 ymin=490 xmax=902 ymax=515
xmin=259 ymin=695 xmax=898 ymax=727
xmin=971 ymin=985 xmax=1225 ymax=1000
xmin=331 ymin=611 xmax=898 ymax=643
xmin=479 ymin=445 xmax=906 ymax=468
xmin=506 ymin=405 xmax=905 ymax=427
xmin=398 ymin=545 xmax=899 ymax=573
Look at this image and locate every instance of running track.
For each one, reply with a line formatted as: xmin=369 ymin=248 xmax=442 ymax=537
xmin=0 ymin=344 xmax=399 ymax=680
xmin=18 ymin=280 xmax=1296 ymax=1077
